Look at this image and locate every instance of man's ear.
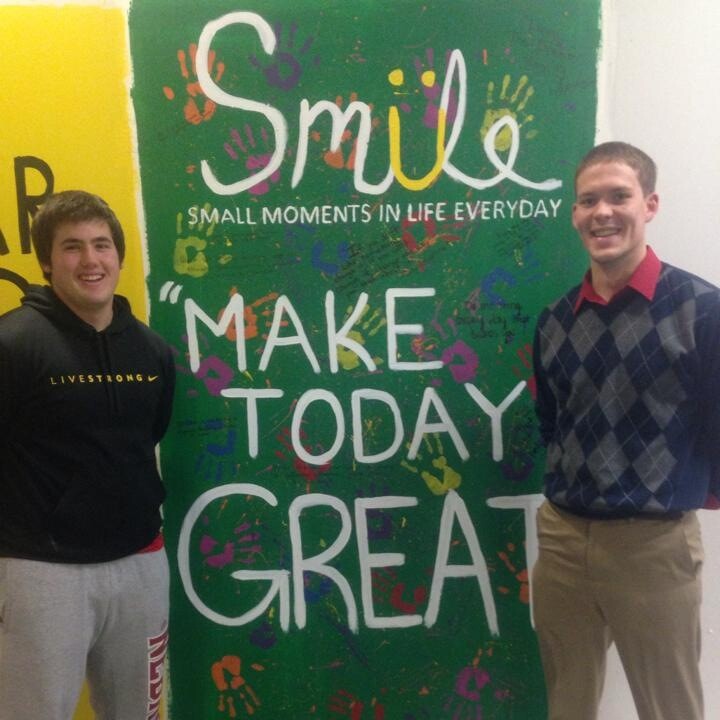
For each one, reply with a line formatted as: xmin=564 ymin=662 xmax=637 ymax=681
xmin=571 ymin=203 xmax=580 ymax=230
xmin=645 ymin=192 xmax=659 ymax=223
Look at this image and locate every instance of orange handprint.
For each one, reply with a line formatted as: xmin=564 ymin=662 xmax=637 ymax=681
xmin=211 ymin=655 xmax=262 ymax=717
xmin=163 ymin=43 xmax=226 ymax=125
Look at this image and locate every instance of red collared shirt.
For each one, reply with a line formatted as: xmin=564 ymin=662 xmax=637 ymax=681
xmin=573 ymin=246 xmax=662 ymax=314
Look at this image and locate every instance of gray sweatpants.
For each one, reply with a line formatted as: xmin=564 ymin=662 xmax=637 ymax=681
xmin=0 ymin=550 xmax=169 ymax=720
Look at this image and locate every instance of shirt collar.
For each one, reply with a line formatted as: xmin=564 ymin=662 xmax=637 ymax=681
xmin=574 ymin=245 xmax=661 ymax=313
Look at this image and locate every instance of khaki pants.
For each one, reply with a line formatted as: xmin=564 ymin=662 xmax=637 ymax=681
xmin=533 ymin=501 xmax=704 ymax=720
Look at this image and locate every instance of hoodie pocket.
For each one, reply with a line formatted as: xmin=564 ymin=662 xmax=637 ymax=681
xmin=49 ymin=460 xmax=165 ymax=546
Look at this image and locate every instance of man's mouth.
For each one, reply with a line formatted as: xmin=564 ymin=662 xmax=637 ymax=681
xmin=592 ymin=227 xmax=620 ymax=237
xmin=79 ymin=273 xmax=104 ymax=283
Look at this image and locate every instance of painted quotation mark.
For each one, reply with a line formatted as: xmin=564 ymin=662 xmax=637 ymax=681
xmin=160 ymin=281 xmax=183 ymax=304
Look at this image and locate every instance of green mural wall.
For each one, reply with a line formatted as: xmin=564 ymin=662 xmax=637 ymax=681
xmin=129 ymin=1 xmax=601 ymax=717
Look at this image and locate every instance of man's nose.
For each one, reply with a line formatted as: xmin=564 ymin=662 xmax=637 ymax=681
xmin=80 ymin=245 xmax=99 ymax=264
xmin=593 ymin=199 xmax=612 ymax=218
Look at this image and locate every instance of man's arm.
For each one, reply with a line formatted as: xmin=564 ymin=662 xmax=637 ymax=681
xmin=532 ymin=318 xmax=556 ymax=447
xmin=696 ymin=293 xmax=720 ymax=505
xmin=152 ymin=342 xmax=176 ymax=445
xmin=0 ymin=340 xmax=18 ymax=434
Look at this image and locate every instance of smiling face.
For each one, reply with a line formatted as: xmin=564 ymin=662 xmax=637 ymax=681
xmin=41 ymin=219 xmax=121 ymax=330
xmin=572 ymin=161 xmax=659 ymax=279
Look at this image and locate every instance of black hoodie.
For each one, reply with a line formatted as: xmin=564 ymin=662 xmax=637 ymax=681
xmin=0 ymin=285 xmax=175 ymax=562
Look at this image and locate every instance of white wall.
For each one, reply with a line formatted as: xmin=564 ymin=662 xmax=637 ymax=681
xmin=597 ymin=1 xmax=720 ymax=717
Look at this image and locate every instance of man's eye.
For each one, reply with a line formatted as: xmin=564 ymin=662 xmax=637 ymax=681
xmin=578 ymin=198 xmax=595 ymax=207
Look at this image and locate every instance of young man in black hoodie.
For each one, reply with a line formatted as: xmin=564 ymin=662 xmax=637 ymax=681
xmin=0 ymin=191 xmax=175 ymax=719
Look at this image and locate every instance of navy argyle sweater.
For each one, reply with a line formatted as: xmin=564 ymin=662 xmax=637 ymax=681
xmin=533 ymin=262 xmax=720 ymax=516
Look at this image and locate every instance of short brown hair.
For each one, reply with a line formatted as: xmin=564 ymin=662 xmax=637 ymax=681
xmin=575 ymin=142 xmax=657 ymax=196
xmin=31 ymin=190 xmax=125 ymax=281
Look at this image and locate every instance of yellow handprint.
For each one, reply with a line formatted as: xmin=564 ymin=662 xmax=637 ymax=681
xmin=337 ymin=303 xmax=386 ymax=371
xmin=173 ymin=206 xmax=215 ymax=278
xmin=401 ymin=433 xmax=462 ymax=495
xmin=480 ymin=74 xmax=537 ymax=152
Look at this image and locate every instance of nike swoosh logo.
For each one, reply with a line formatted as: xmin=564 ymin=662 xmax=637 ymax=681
xmin=148 ymin=375 xmax=159 ymax=382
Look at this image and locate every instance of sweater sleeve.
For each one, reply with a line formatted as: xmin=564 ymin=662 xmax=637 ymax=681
xmin=695 ymin=292 xmax=720 ymax=505
xmin=532 ymin=314 xmax=557 ymax=447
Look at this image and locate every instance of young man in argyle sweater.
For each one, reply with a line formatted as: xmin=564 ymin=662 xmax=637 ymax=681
xmin=532 ymin=142 xmax=720 ymax=720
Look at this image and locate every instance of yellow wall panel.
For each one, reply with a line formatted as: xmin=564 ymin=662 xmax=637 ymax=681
xmin=1 ymin=4 xmax=146 ymax=319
